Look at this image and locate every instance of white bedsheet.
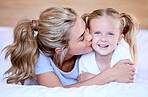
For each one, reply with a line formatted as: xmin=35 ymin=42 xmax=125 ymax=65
xmin=0 ymin=27 xmax=148 ymax=97
xmin=1 ymin=81 xmax=148 ymax=97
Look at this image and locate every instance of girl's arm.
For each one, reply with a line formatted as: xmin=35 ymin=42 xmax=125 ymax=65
xmin=37 ymin=59 xmax=135 ymax=88
xmin=77 ymin=72 xmax=96 ymax=82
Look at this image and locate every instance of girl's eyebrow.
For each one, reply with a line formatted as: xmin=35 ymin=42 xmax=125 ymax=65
xmin=77 ymin=31 xmax=85 ymax=40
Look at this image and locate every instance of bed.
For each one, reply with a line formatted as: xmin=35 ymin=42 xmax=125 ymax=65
xmin=0 ymin=26 xmax=148 ymax=97
xmin=1 ymin=0 xmax=148 ymax=96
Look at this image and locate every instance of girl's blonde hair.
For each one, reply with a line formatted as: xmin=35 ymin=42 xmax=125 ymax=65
xmin=3 ymin=7 xmax=77 ymax=84
xmin=82 ymin=8 xmax=139 ymax=64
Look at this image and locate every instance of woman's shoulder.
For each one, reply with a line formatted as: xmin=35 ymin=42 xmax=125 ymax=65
xmin=35 ymin=50 xmax=54 ymax=75
xmin=37 ymin=50 xmax=51 ymax=62
xmin=35 ymin=50 xmax=54 ymax=67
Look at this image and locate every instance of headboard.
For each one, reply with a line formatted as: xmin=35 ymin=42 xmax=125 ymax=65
xmin=0 ymin=0 xmax=148 ymax=29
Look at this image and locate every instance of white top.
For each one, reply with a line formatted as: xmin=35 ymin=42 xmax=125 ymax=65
xmin=79 ymin=39 xmax=133 ymax=74
xmin=34 ymin=51 xmax=79 ymax=86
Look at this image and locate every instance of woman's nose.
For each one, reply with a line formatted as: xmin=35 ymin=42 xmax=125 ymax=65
xmin=86 ymin=31 xmax=92 ymax=42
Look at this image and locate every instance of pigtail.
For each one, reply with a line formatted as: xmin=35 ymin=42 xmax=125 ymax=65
xmin=3 ymin=20 xmax=39 ymax=84
xmin=120 ymin=13 xmax=139 ymax=64
xmin=81 ymin=13 xmax=90 ymax=28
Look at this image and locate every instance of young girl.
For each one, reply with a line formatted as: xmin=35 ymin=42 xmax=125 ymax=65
xmin=78 ymin=8 xmax=138 ymax=82
xmin=3 ymin=7 xmax=135 ymax=88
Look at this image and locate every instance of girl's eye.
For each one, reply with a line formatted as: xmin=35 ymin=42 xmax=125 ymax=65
xmin=108 ymin=33 xmax=114 ymax=35
xmin=95 ymin=32 xmax=100 ymax=34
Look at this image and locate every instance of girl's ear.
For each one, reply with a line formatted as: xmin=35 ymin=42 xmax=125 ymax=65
xmin=55 ymin=47 xmax=62 ymax=55
xmin=118 ymin=34 xmax=124 ymax=44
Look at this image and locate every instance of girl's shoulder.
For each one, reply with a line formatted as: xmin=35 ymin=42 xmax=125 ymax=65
xmin=117 ymin=38 xmax=130 ymax=49
xmin=80 ymin=51 xmax=95 ymax=60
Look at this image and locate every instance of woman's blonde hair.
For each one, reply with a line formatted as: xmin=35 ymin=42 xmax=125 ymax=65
xmin=82 ymin=8 xmax=139 ymax=64
xmin=3 ymin=7 xmax=77 ymax=84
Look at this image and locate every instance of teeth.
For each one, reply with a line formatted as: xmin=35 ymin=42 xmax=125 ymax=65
xmin=98 ymin=44 xmax=109 ymax=48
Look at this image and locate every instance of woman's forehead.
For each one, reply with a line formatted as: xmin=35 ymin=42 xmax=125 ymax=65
xmin=68 ymin=16 xmax=86 ymax=41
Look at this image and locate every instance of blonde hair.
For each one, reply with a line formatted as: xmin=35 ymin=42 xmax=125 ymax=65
xmin=82 ymin=8 xmax=139 ymax=64
xmin=3 ymin=7 xmax=77 ymax=84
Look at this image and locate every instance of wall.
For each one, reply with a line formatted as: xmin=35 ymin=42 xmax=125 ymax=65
xmin=0 ymin=0 xmax=148 ymax=29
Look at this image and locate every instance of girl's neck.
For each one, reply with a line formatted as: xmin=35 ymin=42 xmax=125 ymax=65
xmin=95 ymin=52 xmax=113 ymax=72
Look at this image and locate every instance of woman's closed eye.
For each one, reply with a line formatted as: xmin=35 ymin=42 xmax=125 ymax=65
xmin=80 ymin=36 xmax=84 ymax=41
xmin=78 ymin=31 xmax=85 ymax=41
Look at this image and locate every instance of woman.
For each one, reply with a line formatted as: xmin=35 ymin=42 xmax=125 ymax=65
xmin=4 ymin=7 xmax=135 ymax=88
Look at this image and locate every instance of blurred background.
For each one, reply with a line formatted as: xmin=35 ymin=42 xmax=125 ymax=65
xmin=0 ymin=0 xmax=148 ymax=29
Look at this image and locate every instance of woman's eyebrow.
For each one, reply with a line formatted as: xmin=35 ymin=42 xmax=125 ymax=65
xmin=77 ymin=31 xmax=85 ymax=40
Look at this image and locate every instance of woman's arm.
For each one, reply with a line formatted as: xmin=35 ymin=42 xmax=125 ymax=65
xmin=37 ymin=59 xmax=135 ymax=88
xmin=36 ymin=72 xmax=63 ymax=87
xmin=65 ymin=59 xmax=135 ymax=88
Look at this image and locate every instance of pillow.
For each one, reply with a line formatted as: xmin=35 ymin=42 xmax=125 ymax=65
xmin=0 ymin=26 xmax=14 ymax=84
xmin=135 ymin=29 xmax=148 ymax=80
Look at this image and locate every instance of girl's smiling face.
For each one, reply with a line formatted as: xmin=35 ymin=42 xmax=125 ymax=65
xmin=90 ymin=16 xmax=123 ymax=56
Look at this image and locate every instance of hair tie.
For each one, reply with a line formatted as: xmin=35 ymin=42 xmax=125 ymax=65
xmin=31 ymin=20 xmax=38 ymax=31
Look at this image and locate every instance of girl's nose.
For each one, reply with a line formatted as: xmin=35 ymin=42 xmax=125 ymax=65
xmin=100 ymin=35 xmax=107 ymax=42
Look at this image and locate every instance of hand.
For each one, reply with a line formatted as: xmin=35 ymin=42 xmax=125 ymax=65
xmin=77 ymin=71 xmax=96 ymax=82
xmin=111 ymin=59 xmax=135 ymax=83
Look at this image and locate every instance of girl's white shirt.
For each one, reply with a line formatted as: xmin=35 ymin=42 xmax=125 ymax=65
xmin=79 ymin=38 xmax=133 ymax=75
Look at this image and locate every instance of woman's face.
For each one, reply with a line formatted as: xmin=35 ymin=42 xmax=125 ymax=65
xmin=67 ymin=16 xmax=93 ymax=57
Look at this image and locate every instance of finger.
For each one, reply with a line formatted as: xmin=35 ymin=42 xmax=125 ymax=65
xmin=77 ymin=76 xmax=81 ymax=82
xmin=81 ymin=71 xmax=84 ymax=73
xmin=126 ymin=78 xmax=133 ymax=83
xmin=78 ymin=73 xmax=82 ymax=76
xmin=129 ymin=79 xmax=133 ymax=83
xmin=129 ymin=75 xmax=134 ymax=80
xmin=124 ymin=79 xmax=133 ymax=83
xmin=77 ymin=79 xmax=80 ymax=82
xmin=77 ymin=74 xmax=81 ymax=79
xmin=131 ymin=67 xmax=135 ymax=72
xmin=130 ymin=72 xmax=135 ymax=76
xmin=78 ymin=79 xmax=80 ymax=82
xmin=122 ymin=59 xmax=134 ymax=65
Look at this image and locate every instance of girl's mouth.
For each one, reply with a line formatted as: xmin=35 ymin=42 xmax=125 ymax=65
xmin=98 ymin=44 xmax=109 ymax=48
